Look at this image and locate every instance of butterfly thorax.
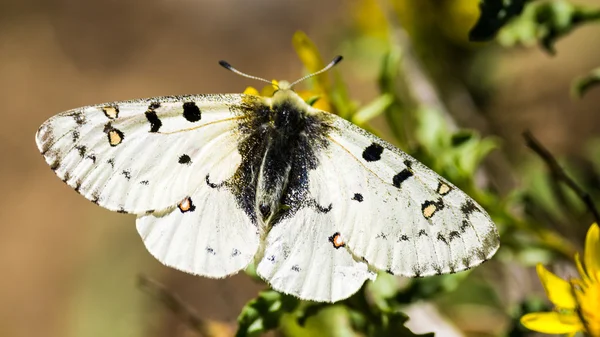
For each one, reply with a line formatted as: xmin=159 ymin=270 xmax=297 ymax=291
xmin=231 ymin=89 xmax=333 ymax=229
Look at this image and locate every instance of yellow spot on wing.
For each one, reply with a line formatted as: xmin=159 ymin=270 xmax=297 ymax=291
xmin=438 ymin=183 xmax=451 ymax=195
xmin=102 ymin=106 xmax=119 ymax=119
xmin=108 ymin=130 xmax=123 ymax=146
xmin=423 ymin=204 xmax=437 ymax=218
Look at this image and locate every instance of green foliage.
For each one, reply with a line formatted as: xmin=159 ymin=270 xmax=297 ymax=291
xmin=469 ymin=0 xmax=529 ymax=41
xmin=472 ymin=0 xmax=600 ymax=96
xmin=236 ymin=286 xmax=436 ymax=337
xmin=236 ymin=291 xmax=300 ymax=337
xmin=498 ymin=0 xmax=600 ymax=53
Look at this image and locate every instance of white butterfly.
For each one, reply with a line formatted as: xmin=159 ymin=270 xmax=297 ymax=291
xmin=35 ymin=56 xmax=499 ymax=302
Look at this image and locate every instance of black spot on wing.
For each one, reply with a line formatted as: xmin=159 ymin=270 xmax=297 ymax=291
xmin=291 ymin=265 xmax=300 ymax=272
xmin=449 ymin=231 xmax=461 ymax=241
xmin=309 ymin=199 xmax=332 ymax=213
xmin=460 ymin=220 xmax=470 ymax=233
xmin=145 ymin=110 xmax=162 ymax=133
xmin=412 ymin=265 xmax=424 ymax=278
xmin=362 ymin=143 xmax=384 ymax=162
xmin=461 ymin=200 xmax=479 ymax=216
xmin=178 ymin=154 xmax=191 ymax=165
xmin=206 ymin=174 xmax=225 ymax=189
xmin=392 ymin=169 xmax=413 ymax=188
xmin=74 ymin=180 xmax=82 ymax=192
xmin=183 ymin=102 xmax=201 ymax=122
xmin=122 ymin=170 xmax=131 ymax=180
xmin=75 ymin=145 xmax=86 ymax=157
xmin=386 ymin=269 xmax=394 ymax=275
xmin=69 ymin=112 xmax=86 ymax=125
xmin=231 ymin=249 xmax=241 ymax=257
xmin=418 ymin=229 xmax=428 ymax=237
xmin=437 ymin=233 xmax=449 ymax=245
xmin=462 ymin=256 xmax=473 ymax=269
xmin=475 ymin=248 xmax=487 ymax=261
xmin=352 ymin=193 xmax=364 ymax=202
xmin=206 ymin=247 xmax=216 ymax=255
xmin=50 ymin=158 xmax=60 ymax=171
xmin=399 ymin=234 xmax=409 ymax=242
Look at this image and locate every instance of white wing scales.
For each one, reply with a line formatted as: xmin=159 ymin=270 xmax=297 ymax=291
xmin=317 ymin=113 xmax=499 ymax=277
xmin=36 ymin=94 xmax=245 ymax=214
xmin=256 ymin=205 xmax=376 ymax=302
xmin=136 ymin=133 xmax=259 ymax=277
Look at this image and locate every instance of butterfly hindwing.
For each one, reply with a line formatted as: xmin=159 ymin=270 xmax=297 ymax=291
xmin=36 ymin=94 xmax=248 ymax=214
xmin=256 ymin=204 xmax=376 ymax=302
xmin=136 ymin=131 xmax=260 ymax=278
xmin=310 ymin=111 xmax=499 ymax=277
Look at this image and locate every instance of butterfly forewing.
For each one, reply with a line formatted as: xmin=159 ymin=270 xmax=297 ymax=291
xmin=36 ymin=94 xmax=248 ymax=214
xmin=316 ymin=112 xmax=499 ymax=277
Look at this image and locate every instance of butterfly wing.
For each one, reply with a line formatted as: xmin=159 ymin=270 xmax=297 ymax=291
xmin=317 ymin=112 xmax=500 ymax=277
xmin=37 ymin=93 xmax=262 ymax=277
xmin=36 ymin=94 xmax=252 ymax=214
xmin=256 ymin=203 xmax=376 ymax=302
xmin=136 ymin=130 xmax=260 ymax=278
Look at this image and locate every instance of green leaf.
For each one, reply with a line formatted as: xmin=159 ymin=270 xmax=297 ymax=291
xmin=469 ymin=0 xmax=528 ymax=41
xmin=572 ymin=67 xmax=600 ymax=98
xmin=351 ymin=94 xmax=394 ymax=126
xmin=498 ymin=1 xmax=600 ymax=54
xmin=236 ymin=290 xmax=300 ymax=337
xmin=281 ymin=305 xmax=357 ymax=337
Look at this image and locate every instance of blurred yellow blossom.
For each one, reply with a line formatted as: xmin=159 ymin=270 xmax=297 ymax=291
xmin=521 ymin=223 xmax=600 ymax=336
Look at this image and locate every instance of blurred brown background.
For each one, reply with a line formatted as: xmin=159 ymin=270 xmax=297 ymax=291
xmin=1 ymin=0 xmax=599 ymax=337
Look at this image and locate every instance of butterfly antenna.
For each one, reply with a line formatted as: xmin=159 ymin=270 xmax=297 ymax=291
xmin=289 ymin=55 xmax=343 ymax=88
xmin=219 ymin=60 xmax=275 ymax=87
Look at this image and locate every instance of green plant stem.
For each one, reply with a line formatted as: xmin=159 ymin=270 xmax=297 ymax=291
xmin=523 ymin=130 xmax=600 ymax=225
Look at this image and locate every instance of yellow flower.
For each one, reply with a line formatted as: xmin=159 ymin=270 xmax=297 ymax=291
xmin=521 ymin=223 xmax=600 ymax=336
